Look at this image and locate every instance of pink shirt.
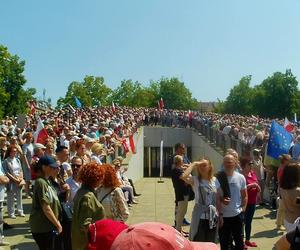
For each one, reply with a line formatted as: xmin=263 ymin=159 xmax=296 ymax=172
xmin=245 ymin=170 xmax=259 ymax=204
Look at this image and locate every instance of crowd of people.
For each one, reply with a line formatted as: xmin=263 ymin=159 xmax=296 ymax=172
xmin=0 ymin=107 xmax=299 ymax=249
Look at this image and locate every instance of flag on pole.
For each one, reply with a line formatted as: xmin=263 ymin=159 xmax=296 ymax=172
xmin=267 ymin=120 xmax=293 ymax=159
xmin=159 ymin=98 xmax=164 ymax=109
xmin=34 ymin=118 xmax=49 ymax=145
xmin=112 ymin=102 xmax=116 ymax=113
xmin=284 ymin=117 xmax=294 ymax=133
xmin=74 ymin=96 xmax=82 ymax=108
xmin=159 ymin=140 xmax=164 ymax=178
xmin=129 ymin=134 xmax=136 ymax=154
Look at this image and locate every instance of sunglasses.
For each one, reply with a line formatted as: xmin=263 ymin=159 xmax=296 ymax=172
xmin=71 ymin=164 xmax=82 ymax=168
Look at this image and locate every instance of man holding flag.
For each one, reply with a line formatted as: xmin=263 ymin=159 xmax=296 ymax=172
xmin=264 ymin=121 xmax=293 ymax=208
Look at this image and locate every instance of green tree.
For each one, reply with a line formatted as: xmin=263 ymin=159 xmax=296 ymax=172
xmin=158 ymin=77 xmax=198 ymax=110
xmin=0 ymin=45 xmax=36 ymax=116
xmin=224 ymin=75 xmax=253 ymax=115
xmin=57 ymin=76 xmax=112 ymax=108
xmin=253 ymin=70 xmax=298 ymax=118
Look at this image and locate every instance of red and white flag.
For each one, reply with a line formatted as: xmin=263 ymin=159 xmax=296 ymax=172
xmin=159 ymin=98 xmax=164 ymax=110
xmin=122 ymin=138 xmax=130 ymax=154
xmin=112 ymin=102 xmax=116 ymax=113
xmin=284 ymin=117 xmax=294 ymax=133
xmin=34 ymin=117 xmax=49 ymax=144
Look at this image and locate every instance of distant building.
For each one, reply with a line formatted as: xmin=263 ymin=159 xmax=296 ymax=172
xmin=198 ymin=102 xmax=216 ymax=113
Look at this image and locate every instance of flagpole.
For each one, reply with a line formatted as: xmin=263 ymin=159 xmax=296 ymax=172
xmin=158 ymin=131 xmax=164 ymax=183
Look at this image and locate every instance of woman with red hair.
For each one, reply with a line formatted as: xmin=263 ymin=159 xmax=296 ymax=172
xmin=97 ymin=164 xmax=129 ymax=222
xmin=71 ymin=162 xmax=105 ymax=250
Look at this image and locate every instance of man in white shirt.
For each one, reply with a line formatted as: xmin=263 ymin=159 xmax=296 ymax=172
xmin=218 ymin=154 xmax=248 ymax=250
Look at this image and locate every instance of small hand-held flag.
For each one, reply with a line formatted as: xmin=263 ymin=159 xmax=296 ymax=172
xmin=284 ymin=117 xmax=294 ymax=133
xmin=34 ymin=117 xmax=49 ymax=145
xmin=159 ymin=98 xmax=164 ymax=110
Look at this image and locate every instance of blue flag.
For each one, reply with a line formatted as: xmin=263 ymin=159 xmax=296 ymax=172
xmin=74 ymin=96 xmax=82 ymax=108
xmin=267 ymin=120 xmax=292 ymax=159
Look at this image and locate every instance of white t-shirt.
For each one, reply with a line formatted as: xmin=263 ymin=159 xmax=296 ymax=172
xmin=193 ymin=177 xmax=220 ymax=219
xmin=65 ymin=177 xmax=81 ymax=205
xmin=222 ymin=171 xmax=247 ymax=218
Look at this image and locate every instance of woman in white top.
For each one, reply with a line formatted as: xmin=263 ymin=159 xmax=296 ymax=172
xmin=97 ymin=164 xmax=129 ymax=222
xmin=182 ymin=159 xmax=220 ymax=243
xmin=3 ymin=146 xmax=25 ymax=218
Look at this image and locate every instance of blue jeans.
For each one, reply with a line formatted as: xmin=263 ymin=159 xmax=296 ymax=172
xmin=244 ymin=204 xmax=256 ymax=241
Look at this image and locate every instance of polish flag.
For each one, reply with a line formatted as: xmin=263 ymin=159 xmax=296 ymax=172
xmin=284 ymin=117 xmax=294 ymax=133
xmin=112 ymin=102 xmax=116 ymax=113
xmin=122 ymin=138 xmax=130 ymax=154
xmin=129 ymin=134 xmax=136 ymax=154
xmin=159 ymin=98 xmax=164 ymax=109
xmin=34 ymin=118 xmax=49 ymax=144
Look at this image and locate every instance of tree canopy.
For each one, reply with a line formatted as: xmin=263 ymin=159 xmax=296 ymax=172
xmin=0 ymin=45 xmax=36 ymax=117
xmin=219 ymin=69 xmax=300 ymax=118
xmin=57 ymin=76 xmax=198 ymax=110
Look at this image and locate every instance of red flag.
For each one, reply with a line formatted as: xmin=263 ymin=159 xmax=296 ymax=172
xmin=284 ymin=117 xmax=294 ymax=133
xmin=159 ymin=98 xmax=164 ymax=109
xmin=34 ymin=118 xmax=49 ymax=144
xmin=129 ymin=134 xmax=136 ymax=154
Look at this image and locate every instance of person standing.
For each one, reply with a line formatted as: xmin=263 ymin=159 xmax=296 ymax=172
xmin=172 ymin=143 xmax=191 ymax=227
xmin=276 ymin=154 xmax=291 ymax=231
xmin=3 ymin=146 xmax=25 ymax=218
xmin=279 ymin=163 xmax=300 ymax=232
xmin=240 ymin=158 xmax=260 ymax=248
xmin=65 ymin=156 xmax=82 ymax=206
xmin=29 ymin=156 xmax=63 ymax=250
xmin=171 ymin=155 xmax=194 ymax=236
xmin=0 ymin=153 xmax=10 ymax=246
xmin=181 ymin=159 xmax=220 ymax=242
xmin=72 ymin=162 xmax=106 ymax=250
xmin=97 ymin=164 xmax=129 ymax=222
xmin=22 ymin=132 xmax=34 ymax=198
xmin=252 ymin=149 xmax=265 ymax=204
xmin=218 ymin=154 xmax=248 ymax=250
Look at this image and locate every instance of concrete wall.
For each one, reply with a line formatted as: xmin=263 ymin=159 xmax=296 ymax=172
xmin=126 ymin=127 xmax=144 ymax=182
xmin=191 ymin=131 xmax=223 ymax=171
xmin=127 ymin=127 xmax=224 ymax=181
xmin=144 ymin=127 xmax=192 ymax=147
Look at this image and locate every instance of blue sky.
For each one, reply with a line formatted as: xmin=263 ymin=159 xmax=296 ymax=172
xmin=1 ymin=0 xmax=300 ymax=104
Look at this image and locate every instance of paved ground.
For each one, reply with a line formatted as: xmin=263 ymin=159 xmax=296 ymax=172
xmin=2 ymin=178 xmax=283 ymax=249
